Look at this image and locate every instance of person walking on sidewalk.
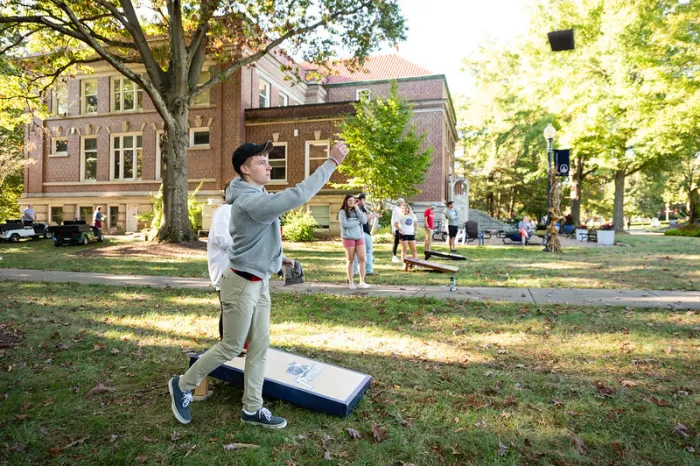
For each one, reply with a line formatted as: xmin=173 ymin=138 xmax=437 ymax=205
xmin=353 ymin=193 xmax=379 ymax=277
xmin=339 ymin=194 xmax=369 ymax=289
xmin=446 ymin=201 xmax=460 ymax=253
xmin=391 ymin=198 xmax=405 ymax=263
xmin=168 ymin=140 xmax=348 ymax=429
xmin=423 ymin=203 xmax=436 ymax=252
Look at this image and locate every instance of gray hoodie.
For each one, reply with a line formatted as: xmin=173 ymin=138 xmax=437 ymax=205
xmin=226 ymin=160 xmax=336 ymax=279
xmin=338 ymin=208 xmax=367 ymax=240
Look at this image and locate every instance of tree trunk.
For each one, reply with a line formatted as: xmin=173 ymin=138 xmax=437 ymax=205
xmin=612 ymin=170 xmax=626 ymax=232
xmin=157 ymin=96 xmax=196 ymax=242
xmin=570 ymin=154 xmax=584 ymax=225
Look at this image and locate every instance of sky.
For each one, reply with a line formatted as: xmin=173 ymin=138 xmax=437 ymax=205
xmin=380 ymin=0 xmax=532 ymax=97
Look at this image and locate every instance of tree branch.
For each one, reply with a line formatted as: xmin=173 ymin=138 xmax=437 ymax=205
xmin=195 ymin=0 xmax=374 ymax=98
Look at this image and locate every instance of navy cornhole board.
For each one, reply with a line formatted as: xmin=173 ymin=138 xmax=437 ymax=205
xmin=424 ymin=250 xmax=467 ymax=261
xmin=189 ymin=348 xmax=371 ymax=417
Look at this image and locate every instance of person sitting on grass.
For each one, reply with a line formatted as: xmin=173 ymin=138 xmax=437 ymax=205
xmin=395 ymin=203 xmax=418 ymax=263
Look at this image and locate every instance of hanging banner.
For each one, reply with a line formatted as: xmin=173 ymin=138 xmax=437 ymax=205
xmin=554 ymin=149 xmax=570 ymax=176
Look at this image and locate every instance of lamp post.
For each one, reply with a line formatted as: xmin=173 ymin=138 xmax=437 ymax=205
xmin=543 ymin=123 xmax=556 ymax=245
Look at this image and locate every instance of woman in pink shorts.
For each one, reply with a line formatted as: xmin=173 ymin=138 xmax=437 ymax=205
xmin=338 ymin=194 xmax=369 ymax=289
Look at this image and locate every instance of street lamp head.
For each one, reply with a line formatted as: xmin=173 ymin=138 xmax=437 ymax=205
xmin=543 ymin=123 xmax=556 ymax=141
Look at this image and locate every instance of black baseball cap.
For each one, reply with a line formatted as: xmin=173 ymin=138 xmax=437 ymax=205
xmin=232 ymin=140 xmax=273 ymax=176
xmin=357 ymin=193 xmax=366 ymax=200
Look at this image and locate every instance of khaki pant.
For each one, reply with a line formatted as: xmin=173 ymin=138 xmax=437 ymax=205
xmin=180 ymin=268 xmax=270 ymax=413
xmin=424 ymin=227 xmax=433 ymax=251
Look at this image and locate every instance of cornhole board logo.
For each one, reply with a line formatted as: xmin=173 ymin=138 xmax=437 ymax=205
xmin=190 ymin=348 xmax=372 ymax=417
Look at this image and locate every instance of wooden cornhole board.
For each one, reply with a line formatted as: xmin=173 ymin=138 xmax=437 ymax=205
xmin=424 ymin=250 xmax=467 ymax=261
xmin=190 ymin=348 xmax=371 ymax=417
xmin=404 ymin=258 xmax=460 ymax=273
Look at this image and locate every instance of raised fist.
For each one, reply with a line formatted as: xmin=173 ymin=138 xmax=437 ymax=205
xmin=330 ymin=141 xmax=349 ymax=165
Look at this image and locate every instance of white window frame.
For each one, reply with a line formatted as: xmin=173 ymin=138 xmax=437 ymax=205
xmin=53 ymin=81 xmax=68 ymax=115
xmin=50 ymin=137 xmax=68 ymax=157
xmin=189 ymin=127 xmax=211 ymax=149
xmin=111 ymin=76 xmax=143 ymax=112
xmin=110 ymin=132 xmax=143 ymax=181
xmin=305 ymin=140 xmax=330 ymax=178
xmin=81 ymin=79 xmax=98 ymax=114
xmin=278 ymin=91 xmax=289 ymax=107
xmin=80 ymin=136 xmax=98 ymax=182
xmin=308 ymin=205 xmax=331 ymax=229
xmin=193 ymin=71 xmax=210 ymax=106
xmin=356 ymin=88 xmax=371 ymax=100
xmin=155 ymin=130 xmax=164 ymax=180
xmin=49 ymin=206 xmax=64 ymax=225
xmin=268 ymin=142 xmax=287 ymax=184
xmin=258 ymin=79 xmax=270 ymax=108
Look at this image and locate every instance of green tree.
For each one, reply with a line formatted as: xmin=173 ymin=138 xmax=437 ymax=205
xmin=336 ymin=81 xmax=432 ymax=207
xmin=0 ymin=0 xmax=406 ymax=242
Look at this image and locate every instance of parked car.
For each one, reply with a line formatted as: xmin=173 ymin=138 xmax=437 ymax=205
xmin=48 ymin=220 xmax=104 ymax=247
xmin=0 ymin=220 xmax=50 ymax=242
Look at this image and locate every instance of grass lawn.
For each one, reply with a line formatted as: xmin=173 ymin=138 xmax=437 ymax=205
xmin=1 ymin=281 xmax=698 ymax=465
xmin=0 ymin=233 xmax=698 ymax=290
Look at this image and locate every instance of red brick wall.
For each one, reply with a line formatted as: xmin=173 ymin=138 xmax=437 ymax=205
xmin=325 ymin=77 xmax=445 ymax=103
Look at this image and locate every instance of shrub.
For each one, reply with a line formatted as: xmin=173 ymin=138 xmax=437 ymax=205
xmin=282 ymin=208 xmax=317 ymax=242
xmin=136 ymin=182 xmax=204 ymax=237
xmin=599 ymin=223 xmax=614 ymax=230
xmin=664 ymin=225 xmax=700 ymax=237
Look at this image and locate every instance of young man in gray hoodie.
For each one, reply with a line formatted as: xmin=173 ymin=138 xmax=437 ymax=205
xmin=169 ymin=139 xmax=348 ymax=428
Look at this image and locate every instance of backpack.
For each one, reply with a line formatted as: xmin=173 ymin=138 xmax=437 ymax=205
xmin=284 ymin=260 xmax=305 ymax=285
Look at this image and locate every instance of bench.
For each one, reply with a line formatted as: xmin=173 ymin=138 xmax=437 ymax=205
xmin=404 ymin=258 xmax=459 ymax=273
xmin=579 ymin=229 xmax=597 ymax=242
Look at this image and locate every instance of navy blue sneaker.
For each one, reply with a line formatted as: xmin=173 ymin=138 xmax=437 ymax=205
xmin=168 ymin=376 xmax=192 ymax=424
xmin=241 ymin=408 xmax=287 ymax=429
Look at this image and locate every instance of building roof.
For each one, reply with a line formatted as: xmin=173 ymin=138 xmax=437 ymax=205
xmin=304 ymin=54 xmax=433 ymax=84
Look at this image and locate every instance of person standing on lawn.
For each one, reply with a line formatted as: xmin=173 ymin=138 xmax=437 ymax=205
xmin=395 ymin=203 xmax=418 ymax=262
xmin=169 ymin=139 xmax=348 ymax=429
xmin=391 ymin=198 xmax=405 ymax=263
xmin=353 ymin=193 xmax=379 ymax=277
xmin=446 ymin=201 xmax=460 ymax=253
xmin=423 ymin=203 xmax=436 ymax=252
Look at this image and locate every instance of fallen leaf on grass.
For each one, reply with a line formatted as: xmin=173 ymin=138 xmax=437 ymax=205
xmin=323 ymin=450 xmax=332 ymax=460
xmin=611 ymin=441 xmax=625 ymax=457
xmin=92 ymin=343 xmax=106 ymax=351
xmin=620 ymin=380 xmax=638 ymax=388
xmin=498 ymin=441 xmax=508 ymax=456
xmin=223 ymin=443 xmax=260 ymax=451
xmin=20 ymin=401 xmax=32 ymax=412
xmin=171 ymin=430 xmax=182 ymax=442
xmin=63 ymin=437 xmax=88 ymax=450
xmin=672 ymin=423 xmax=689 ymax=437
xmin=643 ymin=396 xmax=672 ymax=407
xmin=346 ymin=428 xmax=361 ymax=439
xmin=55 ymin=343 xmax=70 ymax=351
xmin=85 ymin=383 xmax=116 ymax=398
xmin=568 ymin=431 xmax=587 ymax=455
xmin=142 ymin=436 xmax=158 ymax=443
xmin=371 ymin=424 xmax=388 ymax=443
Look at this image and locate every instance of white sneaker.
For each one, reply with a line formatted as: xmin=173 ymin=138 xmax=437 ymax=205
xmin=348 ymin=283 xmax=357 ymax=290
xmin=392 ymin=256 xmax=400 ymax=263
xmin=358 ymin=282 xmax=370 ymax=289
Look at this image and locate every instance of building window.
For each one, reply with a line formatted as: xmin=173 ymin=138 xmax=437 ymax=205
xmin=82 ymin=79 xmax=98 ymax=114
xmin=53 ymin=81 xmax=68 ymax=115
xmin=155 ymin=131 xmax=164 ymax=180
xmin=49 ymin=206 xmax=63 ymax=225
xmin=51 ymin=137 xmax=68 ymax=156
xmin=111 ymin=133 xmax=143 ymax=180
xmin=258 ymin=79 xmax=270 ymax=108
xmin=189 ymin=128 xmax=210 ymax=148
xmin=82 ymin=137 xmax=97 ymax=181
xmin=112 ymin=76 xmax=143 ymax=112
xmin=309 ymin=205 xmax=331 ymax=229
xmin=305 ymin=140 xmax=329 ymax=178
xmin=109 ymin=206 xmax=119 ymax=229
xmin=269 ymin=143 xmax=287 ymax=182
xmin=193 ymin=72 xmax=210 ymax=106
xmin=278 ymin=92 xmax=289 ymax=107
xmin=356 ymin=89 xmax=371 ymax=100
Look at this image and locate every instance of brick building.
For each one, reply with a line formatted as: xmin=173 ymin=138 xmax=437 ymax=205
xmin=22 ymin=53 xmax=457 ymax=234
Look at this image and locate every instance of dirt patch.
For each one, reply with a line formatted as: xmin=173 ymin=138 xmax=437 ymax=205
xmin=72 ymin=239 xmax=207 ymax=259
xmin=0 ymin=324 xmax=25 ymax=348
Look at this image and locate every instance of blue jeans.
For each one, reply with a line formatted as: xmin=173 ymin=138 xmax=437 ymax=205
xmin=353 ymin=232 xmax=373 ymax=274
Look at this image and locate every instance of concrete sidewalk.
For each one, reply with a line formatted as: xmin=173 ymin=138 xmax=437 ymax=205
xmin=1 ymin=268 xmax=698 ymax=310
